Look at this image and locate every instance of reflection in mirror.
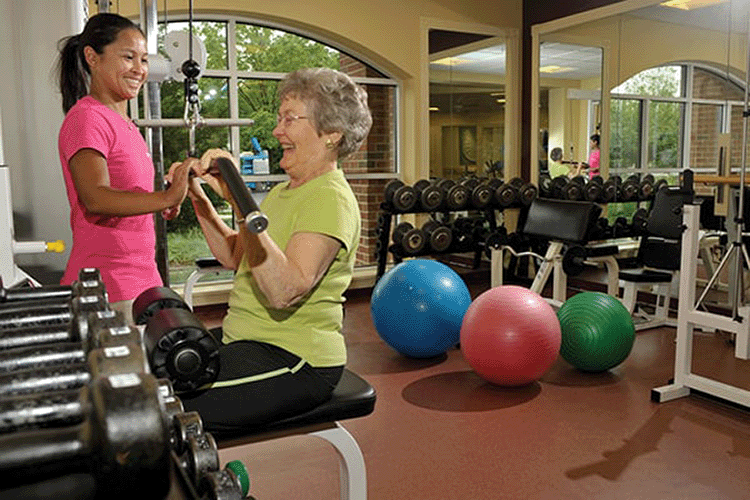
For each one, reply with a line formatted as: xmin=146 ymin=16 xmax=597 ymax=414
xmin=538 ymin=41 xmax=603 ymax=180
xmin=429 ymin=30 xmax=507 ymax=182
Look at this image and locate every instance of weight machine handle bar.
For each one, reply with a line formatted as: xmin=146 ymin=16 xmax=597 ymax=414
xmin=213 ymin=157 xmax=269 ymax=234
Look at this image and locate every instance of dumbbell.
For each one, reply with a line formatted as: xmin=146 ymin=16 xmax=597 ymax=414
xmin=566 ymin=176 xmax=590 ymax=201
xmin=436 ymin=178 xmax=469 ymax=211
xmin=139 ymin=296 xmax=221 ymax=393
xmin=654 ymin=178 xmax=669 ymax=192
xmin=549 ymin=175 xmax=570 ymax=199
xmin=0 ymin=311 xmax=145 ymax=397
xmin=599 ymin=176 xmax=618 ymax=203
xmin=640 ymin=174 xmax=656 ymax=200
xmin=495 ymin=180 xmax=519 ymax=207
xmin=391 ymin=221 xmax=426 ymax=255
xmin=517 ymin=181 xmax=538 ymax=206
xmin=0 ymin=268 xmax=105 ymax=305
xmin=0 ymin=293 xmax=109 ymax=332
xmin=413 ymin=179 xmax=443 ymax=212
xmin=197 ymin=461 xmax=251 ymax=500
xmin=421 ymin=220 xmax=453 ymax=253
xmin=620 ymin=174 xmax=640 ymax=201
xmin=467 ymin=179 xmax=495 ymax=209
xmin=612 ymin=216 xmax=632 ymax=238
xmin=590 ymin=217 xmax=613 ymax=240
xmin=384 ymin=179 xmax=417 ymax=212
xmin=538 ymin=173 xmax=553 ymax=198
xmin=480 ymin=226 xmax=508 ymax=258
xmin=0 ymin=299 xmax=132 ymax=352
xmin=583 ymin=177 xmax=603 ymax=202
xmin=0 ymin=374 xmax=172 ymax=498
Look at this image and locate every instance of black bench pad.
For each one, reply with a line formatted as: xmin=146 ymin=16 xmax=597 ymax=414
xmin=215 ymin=369 xmax=376 ymax=442
xmin=619 ymin=268 xmax=673 ymax=283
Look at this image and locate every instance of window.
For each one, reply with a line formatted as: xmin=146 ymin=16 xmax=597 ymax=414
xmin=611 ymin=64 xmax=745 ymax=176
xmin=143 ymin=18 xmax=398 ymax=285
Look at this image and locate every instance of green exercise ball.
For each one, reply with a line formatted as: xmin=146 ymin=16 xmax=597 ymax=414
xmin=556 ymin=292 xmax=635 ymax=372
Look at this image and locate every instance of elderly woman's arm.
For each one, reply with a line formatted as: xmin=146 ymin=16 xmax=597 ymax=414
xmin=188 ymin=177 xmax=243 ymax=269
xmin=240 ymin=228 xmax=341 ymax=309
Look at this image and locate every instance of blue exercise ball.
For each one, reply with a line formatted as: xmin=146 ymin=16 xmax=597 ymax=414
xmin=370 ymin=259 xmax=472 ymax=358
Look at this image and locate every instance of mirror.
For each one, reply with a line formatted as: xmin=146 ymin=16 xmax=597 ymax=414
xmin=429 ymin=29 xmax=507 ymax=182
xmin=536 ymin=37 xmax=604 ymax=181
xmin=532 ymin=0 xmax=750 ymax=186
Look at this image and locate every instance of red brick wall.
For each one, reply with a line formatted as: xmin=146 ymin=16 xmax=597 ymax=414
xmin=339 ymin=55 xmax=396 ymax=266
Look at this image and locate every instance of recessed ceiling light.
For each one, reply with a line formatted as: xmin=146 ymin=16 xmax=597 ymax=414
xmin=540 ymin=65 xmax=575 ymax=74
xmin=660 ymin=0 xmax=728 ymax=10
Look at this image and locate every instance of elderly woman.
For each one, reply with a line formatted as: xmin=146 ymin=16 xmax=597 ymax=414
xmin=180 ymin=67 xmax=372 ymax=434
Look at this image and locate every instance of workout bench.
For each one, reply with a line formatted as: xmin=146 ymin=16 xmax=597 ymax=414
xmin=491 ymin=198 xmax=620 ymax=306
xmin=182 ymin=257 xmax=229 ymax=309
xmin=182 ymin=259 xmax=377 ymax=499
xmin=216 ymin=369 xmax=376 ymax=500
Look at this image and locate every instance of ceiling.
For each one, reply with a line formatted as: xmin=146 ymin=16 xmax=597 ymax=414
xmin=429 ymin=1 xmax=749 ymax=82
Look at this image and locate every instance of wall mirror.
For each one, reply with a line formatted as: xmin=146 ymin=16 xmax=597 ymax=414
xmin=428 ymin=29 xmax=508 ymax=181
xmin=532 ymin=0 xmax=749 ymax=187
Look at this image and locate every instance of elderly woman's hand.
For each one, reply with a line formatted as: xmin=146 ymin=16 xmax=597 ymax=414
xmin=198 ymin=149 xmax=238 ymax=202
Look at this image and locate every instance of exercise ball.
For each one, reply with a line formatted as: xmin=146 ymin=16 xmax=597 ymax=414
xmin=370 ymin=259 xmax=471 ymax=358
xmin=556 ymin=292 xmax=635 ymax=372
xmin=459 ymin=285 xmax=561 ymax=386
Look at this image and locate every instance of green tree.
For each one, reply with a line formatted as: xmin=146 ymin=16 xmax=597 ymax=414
xmin=158 ymin=21 xmax=342 ymax=233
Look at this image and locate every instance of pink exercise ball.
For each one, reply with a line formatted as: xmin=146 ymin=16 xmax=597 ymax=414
xmin=460 ymin=285 xmax=561 ymax=386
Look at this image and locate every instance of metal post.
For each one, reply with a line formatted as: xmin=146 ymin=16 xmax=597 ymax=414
xmin=140 ymin=0 xmax=170 ymax=286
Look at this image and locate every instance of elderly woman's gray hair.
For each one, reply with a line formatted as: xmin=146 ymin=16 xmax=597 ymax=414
xmin=278 ymin=68 xmax=373 ymax=159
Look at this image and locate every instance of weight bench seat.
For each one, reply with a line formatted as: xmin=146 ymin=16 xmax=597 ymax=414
xmin=618 ymin=268 xmax=673 ymax=283
xmin=217 ymin=369 xmax=376 ymax=500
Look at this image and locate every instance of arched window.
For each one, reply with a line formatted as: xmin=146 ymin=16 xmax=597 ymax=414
xmin=610 ymin=63 xmax=746 ymax=178
xmin=142 ymin=17 xmax=398 ymax=285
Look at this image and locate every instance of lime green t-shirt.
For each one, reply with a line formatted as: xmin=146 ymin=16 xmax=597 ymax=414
xmin=222 ymin=169 xmax=360 ymax=367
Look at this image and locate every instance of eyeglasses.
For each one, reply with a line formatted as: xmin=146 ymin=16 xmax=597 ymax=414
xmin=275 ymin=114 xmax=308 ymax=127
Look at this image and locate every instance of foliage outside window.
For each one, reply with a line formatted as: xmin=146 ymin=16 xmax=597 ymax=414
xmin=145 ymin=19 xmax=397 ymax=284
xmin=609 ymin=64 xmax=745 ymax=222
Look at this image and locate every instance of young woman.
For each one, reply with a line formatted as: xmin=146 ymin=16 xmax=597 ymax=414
xmin=56 ymin=13 xmax=195 ymax=322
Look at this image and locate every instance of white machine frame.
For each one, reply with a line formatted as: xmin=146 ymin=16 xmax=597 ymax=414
xmin=652 ymin=203 xmax=750 ymax=406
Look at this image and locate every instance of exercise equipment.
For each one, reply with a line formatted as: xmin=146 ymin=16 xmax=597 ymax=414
xmin=142 ymin=305 xmax=221 ymax=392
xmin=0 ymin=293 xmax=108 ymax=331
xmin=0 ymin=374 xmax=171 ymax=497
xmin=0 ymin=268 xmax=104 ymax=304
xmin=0 ymin=342 xmax=147 ymax=402
xmin=132 ymin=285 xmax=192 ymax=325
xmin=421 ymin=219 xmax=453 ymax=253
xmin=384 ymin=179 xmax=417 ymax=212
xmin=557 ymin=292 xmax=635 ymax=372
xmin=370 ymin=259 xmax=471 ymax=358
xmin=391 ymin=221 xmax=427 ymax=255
xmin=412 ymin=179 xmax=443 ymax=212
xmin=437 ymin=179 xmax=470 ymax=210
xmin=460 ymin=285 xmax=561 ymax=386
xmin=213 ymin=156 xmax=269 ymax=233
xmin=0 ymin=304 xmax=129 ymax=352
xmin=216 ymin=368 xmax=375 ymax=500
xmin=491 ymin=198 xmax=621 ymax=306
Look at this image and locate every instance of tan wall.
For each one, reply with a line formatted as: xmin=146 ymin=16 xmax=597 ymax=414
xmin=95 ymin=0 xmax=522 ymax=186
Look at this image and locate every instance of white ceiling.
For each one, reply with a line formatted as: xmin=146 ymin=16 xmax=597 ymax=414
xmin=429 ymin=1 xmax=750 ymax=82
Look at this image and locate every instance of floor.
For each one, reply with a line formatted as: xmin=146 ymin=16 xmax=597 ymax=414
xmin=198 ymin=270 xmax=750 ymax=500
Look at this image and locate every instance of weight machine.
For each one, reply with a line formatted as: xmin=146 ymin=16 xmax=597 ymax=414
xmin=652 ymin=19 xmax=750 ymax=407
xmin=0 ymin=104 xmax=65 ymax=288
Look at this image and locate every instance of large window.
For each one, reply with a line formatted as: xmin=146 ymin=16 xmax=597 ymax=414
xmin=610 ymin=64 xmax=746 ymax=177
xmin=140 ymin=18 xmax=398 ymax=284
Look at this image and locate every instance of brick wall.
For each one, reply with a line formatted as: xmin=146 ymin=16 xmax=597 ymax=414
xmin=339 ymin=55 xmax=396 ymax=266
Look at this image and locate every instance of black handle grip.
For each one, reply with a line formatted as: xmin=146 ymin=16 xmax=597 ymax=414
xmin=213 ymin=157 xmax=269 ymax=234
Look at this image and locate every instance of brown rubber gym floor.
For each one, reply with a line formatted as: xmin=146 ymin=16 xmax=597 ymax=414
xmin=198 ymin=271 xmax=750 ymax=500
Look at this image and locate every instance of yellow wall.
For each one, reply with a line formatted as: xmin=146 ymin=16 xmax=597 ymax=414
xmin=91 ymin=0 xmax=522 ymax=185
